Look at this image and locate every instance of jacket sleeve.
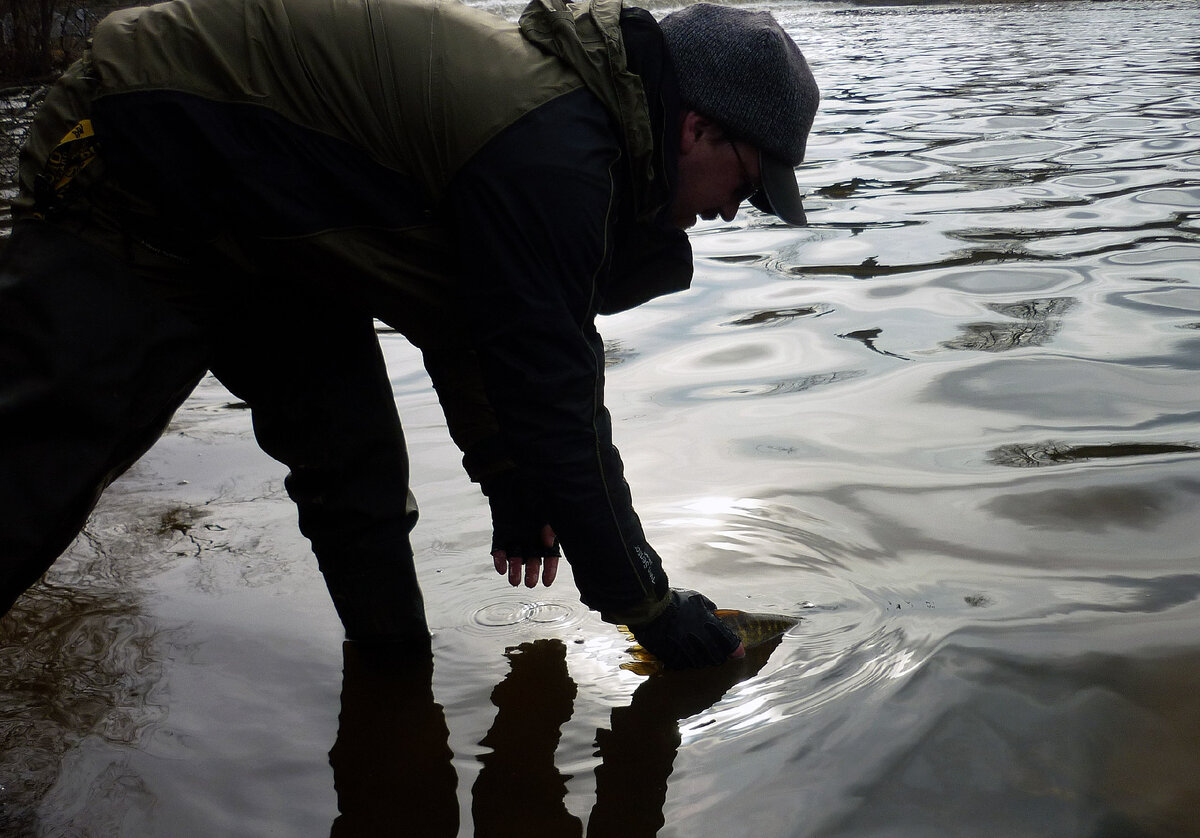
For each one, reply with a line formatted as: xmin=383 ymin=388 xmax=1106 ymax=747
xmin=437 ymin=86 xmax=670 ymax=625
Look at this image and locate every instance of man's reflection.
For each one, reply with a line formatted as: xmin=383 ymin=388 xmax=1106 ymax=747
xmin=589 ymin=643 xmax=776 ymax=837
xmin=329 ymin=635 xmax=780 ymax=837
xmin=329 ymin=643 xmax=459 ymax=837
xmin=472 ymin=640 xmax=582 ymax=837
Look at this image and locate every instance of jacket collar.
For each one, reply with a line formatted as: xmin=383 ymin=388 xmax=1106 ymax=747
xmin=518 ymin=0 xmax=673 ymax=223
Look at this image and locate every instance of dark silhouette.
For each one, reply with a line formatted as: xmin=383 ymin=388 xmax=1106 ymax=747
xmin=328 ymin=636 xmax=781 ymax=837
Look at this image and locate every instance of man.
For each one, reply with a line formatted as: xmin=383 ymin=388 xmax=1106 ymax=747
xmin=0 ymin=0 xmax=819 ymax=668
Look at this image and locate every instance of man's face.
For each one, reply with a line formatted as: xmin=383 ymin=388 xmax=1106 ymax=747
xmin=670 ymin=112 xmax=762 ymax=230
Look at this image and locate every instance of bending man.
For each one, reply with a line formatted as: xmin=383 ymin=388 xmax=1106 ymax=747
xmin=0 ymin=0 xmax=819 ymax=668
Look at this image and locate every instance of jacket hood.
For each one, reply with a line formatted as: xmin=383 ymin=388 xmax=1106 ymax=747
xmin=518 ymin=0 xmax=665 ymax=222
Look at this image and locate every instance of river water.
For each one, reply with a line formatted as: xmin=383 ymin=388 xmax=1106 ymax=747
xmin=2 ymin=0 xmax=1199 ymax=835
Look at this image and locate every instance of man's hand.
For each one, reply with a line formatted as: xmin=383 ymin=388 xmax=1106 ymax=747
xmin=484 ymin=473 xmax=560 ymax=588
xmin=630 ymin=589 xmax=746 ymax=669
xmin=493 ymin=524 xmax=560 ymax=588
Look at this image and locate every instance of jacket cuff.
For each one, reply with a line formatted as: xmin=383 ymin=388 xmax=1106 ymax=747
xmin=599 ymin=590 xmax=671 ymax=627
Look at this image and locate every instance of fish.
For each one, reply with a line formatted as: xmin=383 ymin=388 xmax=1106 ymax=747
xmin=618 ymin=609 xmax=799 ymax=675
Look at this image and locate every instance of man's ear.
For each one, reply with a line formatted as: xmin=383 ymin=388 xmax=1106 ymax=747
xmin=679 ymin=110 xmax=717 ymax=155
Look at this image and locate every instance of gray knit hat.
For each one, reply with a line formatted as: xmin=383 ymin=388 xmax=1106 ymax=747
xmin=660 ymin=3 xmax=820 ymax=225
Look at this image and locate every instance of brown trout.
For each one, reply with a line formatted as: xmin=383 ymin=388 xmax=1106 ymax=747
xmin=618 ymin=609 xmax=799 ymax=675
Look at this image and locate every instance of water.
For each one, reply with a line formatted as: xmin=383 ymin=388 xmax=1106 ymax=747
xmin=2 ymin=0 xmax=1199 ymax=835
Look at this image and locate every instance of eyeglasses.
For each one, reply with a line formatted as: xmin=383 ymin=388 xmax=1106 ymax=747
xmin=727 ymin=139 xmax=760 ymax=203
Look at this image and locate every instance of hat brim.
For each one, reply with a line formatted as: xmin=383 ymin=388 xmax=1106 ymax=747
xmin=749 ymin=152 xmax=807 ymax=226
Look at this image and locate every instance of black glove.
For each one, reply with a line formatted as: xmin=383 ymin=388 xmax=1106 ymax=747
xmin=483 ymin=471 xmax=560 ymax=559
xmin=629 ymin=589 xmax=740 ymax=670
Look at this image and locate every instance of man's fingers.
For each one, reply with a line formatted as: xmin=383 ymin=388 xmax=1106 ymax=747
xmin=493 ymin=550 xmax=523 ymax=587
xmin=492 ymin=550 xmax=558 ymax=588
xmin=523 ymin=557 xmax=541 ymax=588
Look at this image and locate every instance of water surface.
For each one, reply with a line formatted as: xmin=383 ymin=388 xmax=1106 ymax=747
xmin=2 ymin=1 xmax=1199 ymax=835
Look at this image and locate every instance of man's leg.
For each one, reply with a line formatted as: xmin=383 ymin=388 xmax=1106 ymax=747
xmin=0 ymin=221 xmax=209 ymax=615
xmin=208 ymin=283 xmax=428 ymax=647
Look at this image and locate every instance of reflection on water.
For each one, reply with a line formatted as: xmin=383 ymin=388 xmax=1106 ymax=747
xmin=3 ymin=0 xmax=1200 ymax=835
xmin=838 ymin=326 xmax=910 ymax=359
xmin=725 ymin=304 xmax=832 ymax=327
xmin=811 ymin=645 xmax=1200 ymax=838
xmin=0 ymin=506 xmax=176 ymax=834
xmin=941 ymin=296 xmax=1075 ymax=351
xmin=331 ymin=637 xmax=778 ymax=838
xmin=989 ymin=439 xmax=1200 ymax=468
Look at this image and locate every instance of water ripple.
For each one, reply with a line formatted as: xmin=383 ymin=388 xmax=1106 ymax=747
xmin=451 ymin=595 xmax=589 ymax=638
